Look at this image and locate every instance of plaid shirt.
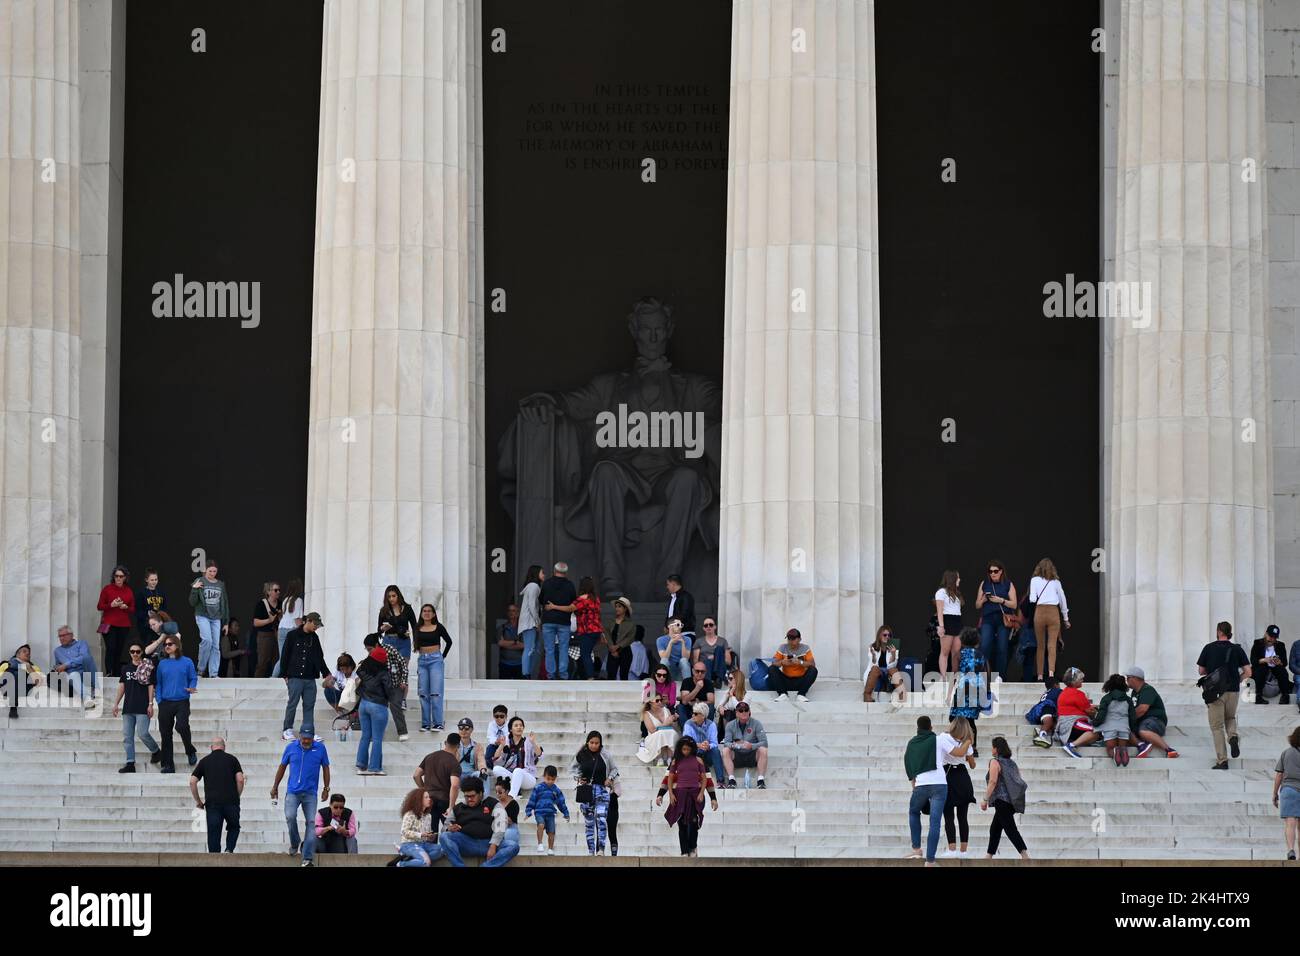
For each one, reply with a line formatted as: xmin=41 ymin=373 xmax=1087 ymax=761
xmin=575 ymin=595 xmax=603 ymax=635
xmin=381 ymin=639 xmax=409 ymax=685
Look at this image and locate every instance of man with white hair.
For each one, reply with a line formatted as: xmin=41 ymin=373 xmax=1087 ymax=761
xmin=51 ymin=626 xmax=97 ymax=707
xmin=190 ymin=736 xmax=246 ymax=853
xmin=539 ymin=561 xmax=577 ymax=680
xmin=682 ymin=702 xmax=725 ymax=780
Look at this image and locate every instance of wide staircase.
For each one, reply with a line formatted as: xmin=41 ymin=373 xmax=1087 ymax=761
xmin=0 ymin=676 xmax=1293 ymax=861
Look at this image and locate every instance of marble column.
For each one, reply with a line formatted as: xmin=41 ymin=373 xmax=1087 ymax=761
xmin=1108 ymin=0 xmax=1273 ymax=679
xmin=307 ymin=0 xmax=483 ymax=675
xmin=0 ymin=0 xmax=83 ymax=662
xmin=718 ymin=0 xmax=883 ymax=679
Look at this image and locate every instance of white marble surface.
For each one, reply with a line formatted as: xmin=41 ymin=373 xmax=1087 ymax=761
xmin=305 ymin=0 xmax=483 ymax=671
xmin=1108 ymin=0 xmax=1275 ymax=678
xmin=717 ymin=0 xmax=883 ymax=680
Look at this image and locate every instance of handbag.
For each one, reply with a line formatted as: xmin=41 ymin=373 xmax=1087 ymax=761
xmin=97 ymin=618 xmax=111 ymax=635
xmin=568 ymin=636 xmax=582 ymax=662
xmin=338 ymin=674 xmax=360 ymax=711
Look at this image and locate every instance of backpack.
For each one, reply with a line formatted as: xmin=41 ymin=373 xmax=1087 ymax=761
xmin=1024 ymin=687 xmax=1061 ymax=724
xmin=1198 ymin=644 xmax=1240 ymax=704
xmin=998 ymin=757 xmax=1028 ymax=814
xmin=748 ymin=657 xmax=772 ymax=691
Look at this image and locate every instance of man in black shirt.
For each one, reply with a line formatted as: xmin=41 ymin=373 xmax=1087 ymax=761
xmin=539 ymin=562 xmax=577 ymax=680
xmin=279 ymin=613 xmax=335 ymax=740
xmin=1249 ymin=624 xmax=1292 ymax=705
xmin=677 ymin=661 xmax=715 ymax=726
xmin=665 ymin=574 xmax=696 ymax=635
xmin=436 ymin=776 xmax=516 ymax=867
xmin=1196 ymin=621 xmax=1252 ymax=769
xmin=190 ymin=736 xmax=246 ymax=852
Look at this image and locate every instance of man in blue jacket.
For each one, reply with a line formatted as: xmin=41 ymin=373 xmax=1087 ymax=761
xmin=52 ymin=625 xmax=97 ymax=706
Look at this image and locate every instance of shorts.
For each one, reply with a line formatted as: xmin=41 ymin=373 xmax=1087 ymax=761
xmin=729 ymin=748 xmax=759 ymax=769
xmin=534 ymin=811 xmax=556 ymax=835
xmin=1281 ymin=785 xmax=1300 ymax=819
xmin=1100 ymin=727 xmax=1131 ymax=742
xmin=942 ymin=615 xmax=962 ymax=637
xmin=1136 ymin=716 xmax=1166 ymax=737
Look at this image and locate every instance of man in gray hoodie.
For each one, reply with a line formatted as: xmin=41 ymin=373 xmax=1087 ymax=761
xmin=188 ymin=560 xmax=229 ymax=678
xmin=720 ymin=701 xmax=767 ymax=789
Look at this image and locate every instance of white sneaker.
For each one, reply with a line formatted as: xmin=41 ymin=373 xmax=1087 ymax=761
xmin=940 ymin=847 xmax=957 ymax=858
xmin=795 ymin=694 xmax=809 ymax=703
xmin=537 ymin=842 xmax=546 ymax=853
xmin=774 ymin=693 xmax=788 ymax=702
xmin=398 ymin=734 xmax=410 ymax=742
xmin=282 ymin=730 xmax=295 ymax=741
xmin=546 ymin=848 xmax=555 ymax=856
xmin=370 ymin=770 xmax=387 ymax=776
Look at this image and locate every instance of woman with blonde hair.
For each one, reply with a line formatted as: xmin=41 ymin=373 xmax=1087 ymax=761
xmin=715 ymin=666 xmax=747 ymax=731
xmin=1029 ymin=558 xmax=1070 ymax=681
xmin=638 ymin=692 xmax=680 ymax=766
xmin=863 ymin=625 xmax=903 ymax=702
xmin=934 ymin=570 xmax=964 ymax=679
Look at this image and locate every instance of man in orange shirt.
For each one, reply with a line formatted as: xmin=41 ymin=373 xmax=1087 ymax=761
xmin=766 ymin=628 xmax=818 ymax=702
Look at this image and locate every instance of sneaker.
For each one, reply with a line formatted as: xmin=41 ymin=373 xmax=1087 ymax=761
xmin=187 ymin=752 xmax=198 ymax=767
xmin=940 ymin=847 xmax=957 ymax=858
xmin=1212 ymin=761 xmax=1229 ymax=770
xmin=1064 ymin=743 xmax=1082 ymax=758
xmin=288 ymin=847 xmax=300 ymax=856
xmin=118 ymin=764 xmax=136 ymax=774
xmin=150 ymin=750 xmax=163 ymax=764
xmin=370 ymin=770 xmax=387 ymax=776
xmin=795 ymin=694 xmax=809 ymax=703
xmin=83 ymin=698 xmax=97 ymax=709
xmin=1136 ymin=742 xmax=1154 ymax=758
xmin=1288 ymin=850 xmax=1296 ymax=861
xmin=419 ymin=726 xmax=430 ymax=733
xmin=546 ymin=848 xmax=555 ymax=856
xmin=774 ymin=694 xmax=788 ymax=703
xmin=1229 ymin=735 xmax=1240 ymax=758
xmin=1166 ymin=749 xmax=1180 ymax=759
xmin=1117 ymin=747 xmax=1130 ymax=767
xmin=301 ymin=859 xmax=314 ymax=867
xmin=282 ymin=730 xmax=295 ymax=741
xmin=398 ymin=734 xmax=410 ymax=742
xmin=1032 ymin=731 xmax=1051 ymax=748
xmin=537 ymin=842 xmax=546 ymax=853
xmin=356 ymin=768 xmax=372 ymax=775
xmin=160 ymin=766 xmax=175 ymax=774
xmin=433 ymin=724 xmax=444 ymax=731
xmin=756 ymin=778 xmax=767 ymax=789
xmin=725 ymin=777 xmax=737 ymax=789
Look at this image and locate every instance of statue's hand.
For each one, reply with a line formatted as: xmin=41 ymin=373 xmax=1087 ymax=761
xmin=519 ymin=392 xmax=558 ymax=425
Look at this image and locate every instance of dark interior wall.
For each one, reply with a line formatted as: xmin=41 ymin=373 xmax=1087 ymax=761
xmin=874 ymin=1 xmax=1101 ymax=671
xmin=118 ymin=1 xmax=322 ymax=655
xmin=481 ymin=0 xmax=731 ymax=616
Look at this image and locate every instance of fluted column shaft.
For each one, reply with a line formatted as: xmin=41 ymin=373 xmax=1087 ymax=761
xmin=307 ymin=0 xmax=482 ymax=674
xmin=718 ymin=0 xmax=883 ymax=679
xmin=0 ymin=0 xmax=82 ymax=661
xmin=1109 ymin=0 xmax=1272 ymax=679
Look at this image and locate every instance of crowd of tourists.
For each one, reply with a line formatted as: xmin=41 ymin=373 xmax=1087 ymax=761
xmin=4 ymin=556 xmax=1300 ymax=864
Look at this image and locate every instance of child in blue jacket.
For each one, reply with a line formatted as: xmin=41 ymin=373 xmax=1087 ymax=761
xmin=1026 ymin=676 xmax=1063 ymax=748
xmin=525 ymin=765 xmax=570 ymax=855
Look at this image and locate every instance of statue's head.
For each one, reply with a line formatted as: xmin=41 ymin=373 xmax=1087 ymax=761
xmin=627 ymin=297 xmax=675 ymax=362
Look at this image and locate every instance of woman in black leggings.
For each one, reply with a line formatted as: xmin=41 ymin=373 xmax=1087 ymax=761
xmin=982 ymin=736 xmax=1029 ymax=859
xmin=942 ymin=716 xmax=977 ymax=857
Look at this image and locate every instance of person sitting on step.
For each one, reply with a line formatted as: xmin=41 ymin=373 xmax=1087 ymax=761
xmin=720 ymin=700 xmax=768 ymax=789
xmin=767 ymin=628 xmax=817 ymax=702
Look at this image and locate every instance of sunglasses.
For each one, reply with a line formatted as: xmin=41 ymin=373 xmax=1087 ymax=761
xmin=129 ymin=649 xmax=143 ymax=655
xmin=271 ymin=587 xmax=281 ymax=591
xmin=988 ymin=568 xmax=1002 ymax=574
xmin=164 ymin=642 xmax=177 ymax=648
xmin=881 ymin=633 xmax=892 ymax=639
xmin=736 ymin=707 xmax=750 ymax=713
xmin=703 ymin=623 xmax=716 ymax=629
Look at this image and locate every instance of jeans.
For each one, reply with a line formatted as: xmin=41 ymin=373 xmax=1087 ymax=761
xmin=519 ymin=628 xmax=538 ymax=678
xmin=271 ymin=627 xmax=292 ymax=678
xmin=542 ymin=623 xmax=569 ymax=680
xmin=418 ymin=652 xmax=445 ymax=729
xmin=65 ymin=669 xmax=98 ymax=701
xmin=438 ymin=831 xmax=519 ymax=867
xmin=284 ymin=790 xmax=315 ymax=860
xmin=206 ymin=803 xmax=240 ymax=853
xmin=576 ymin=632 xmax=601 ymax=679
xmin=908 ymin=783 xmax=949 ymax=862
xmin=978 ymin=616 xmax=1011 ymax=681
xmin=580 ymin=783 xmax=611 ymax=853
xmin=357 ymin=698 xmax=388 ymax=771
xmin=195 ymin=616 xmax=222 ymax=677
xmin=699 ymin=744 xmax=726 ymax=780
xmin=397 ymin=840 xmax=443 ymax=866
xmin=121 ymin=713 xmax=158 ymax=764
xmin=283 ymin=678 xmax=318 ymax=734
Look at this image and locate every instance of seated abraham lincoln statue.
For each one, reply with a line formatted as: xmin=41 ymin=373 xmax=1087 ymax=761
xmin=497 ymin=298 xmax=721 ymax=600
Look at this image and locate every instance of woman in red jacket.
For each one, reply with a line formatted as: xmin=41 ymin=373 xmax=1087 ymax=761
xmin=97 ymin=565 xmax=136 ymax=676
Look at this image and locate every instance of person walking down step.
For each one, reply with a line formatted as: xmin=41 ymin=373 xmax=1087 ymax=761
xmin=279 ymin=613 xmax=335 ymax=741
xmin=656 ymin=736 xmax=718 ymax=858
xmin=271 ymin=728 xmax=332 ymax=867
xmin=112 ymin=642 xmax=160 ymax=772
xmin=155 ymin=624 xmax=198 ymax=773
xmin=982 ymin=735 xmax=1029 ymax=860
xmin=525 ymin=765 xmax=570 ymax=855
xmin=572 ymin=731 xmax=620 ymax=856
xmin=188 ymin=560 xmax=230 ymax=679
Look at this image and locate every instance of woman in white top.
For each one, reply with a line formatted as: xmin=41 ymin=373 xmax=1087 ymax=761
xmin=934 ymin=571 xmax=964 ymax=679
xmin=1029 ymin=558 xmax=1070 ymax=681
xmin=863 ymin=625 xmax=903 ymax=702
xmin=273 ymin=579 xmax=304 ymax=678
xmin=517 ymin=565 xmax=544 ymax=679
xmin=638 ymin=693 xmax=680 ymax=766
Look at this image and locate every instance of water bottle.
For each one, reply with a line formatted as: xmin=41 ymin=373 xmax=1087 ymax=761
xmin=743 ymin=769 xmax=751 ymax=789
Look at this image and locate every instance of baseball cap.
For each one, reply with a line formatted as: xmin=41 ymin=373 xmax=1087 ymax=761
xmin=302 ymin=611 xmax=324 ymax=626
xmin=298 ymin=727 xmax=314 ymax=738
xmin=1267 ymin=624 xmax=1280 ymax=637
xmin=161 ymin=622 xmax=180 ymax=636
xmin=457 ymin=717 xmax=474 ymax=730
xmin=1125 ymin=665 xmax=1145 ymax=680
